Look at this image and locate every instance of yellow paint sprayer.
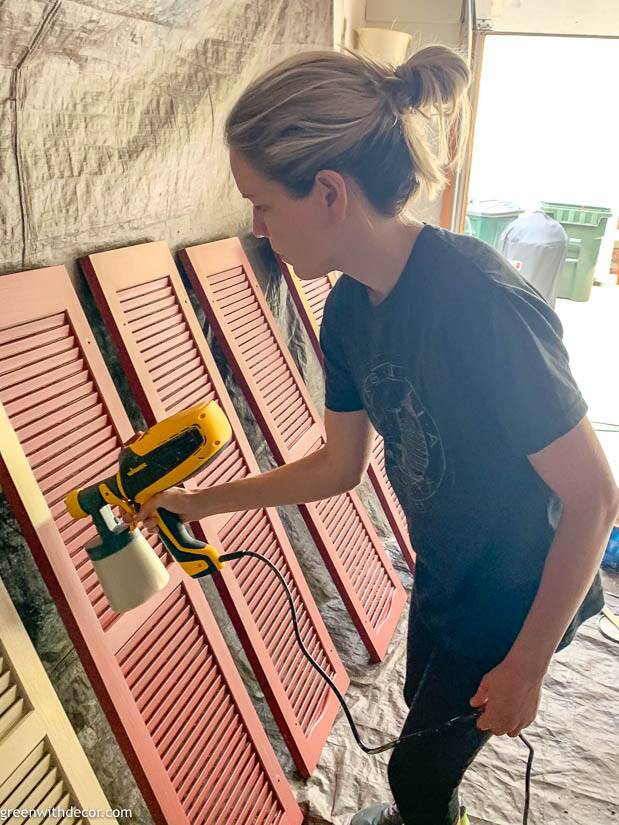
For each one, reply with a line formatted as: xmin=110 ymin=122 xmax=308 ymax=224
xmin=65 ymin=400 xmax=232 ymax=612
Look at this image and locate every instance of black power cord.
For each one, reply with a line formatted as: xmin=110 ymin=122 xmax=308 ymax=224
xmin=221 ymin=549 xmax=535 ymax=825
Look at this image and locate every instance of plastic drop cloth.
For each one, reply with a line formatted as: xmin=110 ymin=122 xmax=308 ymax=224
xmin=289 ymin=581 xmax=618 ymax=825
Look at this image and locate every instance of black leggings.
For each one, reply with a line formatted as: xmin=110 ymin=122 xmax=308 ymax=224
xmin=388 ymin=604 xmax=497 ymax=825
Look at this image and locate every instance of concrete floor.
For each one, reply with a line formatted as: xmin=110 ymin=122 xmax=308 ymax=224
xmin=297 ymin=283 xmax=619 ymax=825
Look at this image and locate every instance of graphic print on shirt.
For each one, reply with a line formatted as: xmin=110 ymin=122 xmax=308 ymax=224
xmin=362 ymin=363 xmax=446 ymax=512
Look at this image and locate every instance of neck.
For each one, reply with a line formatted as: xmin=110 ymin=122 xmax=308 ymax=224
xmin=332 ymin=216 xmax=425 ymax=305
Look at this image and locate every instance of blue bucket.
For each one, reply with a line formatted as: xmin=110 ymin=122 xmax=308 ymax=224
xmin=602 ymin=525 xmax=619 ymax=572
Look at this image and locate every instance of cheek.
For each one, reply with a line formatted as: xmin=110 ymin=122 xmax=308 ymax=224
xmin=292 ymin=206 xmax=324 ymax=247
xmin=269 ymin=202 xmax=325 ymax=266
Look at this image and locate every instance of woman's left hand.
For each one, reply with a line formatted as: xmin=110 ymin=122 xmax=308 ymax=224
xmin=470 ymin=657 xmax=545 ymax=737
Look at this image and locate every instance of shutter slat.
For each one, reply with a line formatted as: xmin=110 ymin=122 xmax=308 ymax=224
xmin=2 ymin=355 xmax=85 ymax=408
xmin=156 ymin=664 xmax=218 ymax=758
xmin=0 ymin=313 xmax=66 ymax=346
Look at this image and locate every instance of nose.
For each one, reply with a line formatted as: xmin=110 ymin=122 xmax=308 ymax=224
xmin=252 ymin=208 xmax=268 ymax=239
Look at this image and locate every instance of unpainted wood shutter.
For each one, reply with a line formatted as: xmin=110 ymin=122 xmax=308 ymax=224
xmin=0 ymin=577 xmax=119 ymax=825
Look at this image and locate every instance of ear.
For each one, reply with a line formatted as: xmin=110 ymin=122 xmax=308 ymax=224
xmin=314 ymin=169 xmax=348 ymax=220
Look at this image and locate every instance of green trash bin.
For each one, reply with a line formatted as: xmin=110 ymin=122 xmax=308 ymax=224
xmin=466 ymin=200 xmax=523 ymax=249
xmin=541 ymin=202 xmax=611 ymax=301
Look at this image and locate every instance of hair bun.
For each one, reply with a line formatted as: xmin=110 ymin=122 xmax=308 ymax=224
xmin=393 ymin=45 xmax=470 ymax=115
xmin=393 ymin=63 xmax=422 ymax=110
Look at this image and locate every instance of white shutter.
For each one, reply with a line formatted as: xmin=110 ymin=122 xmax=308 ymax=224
xmin=0 ymin=578 xmax=118 ymax=825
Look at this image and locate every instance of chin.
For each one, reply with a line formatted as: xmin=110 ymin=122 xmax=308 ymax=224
xmin=292 ymin=264 xmax=329 ymax=281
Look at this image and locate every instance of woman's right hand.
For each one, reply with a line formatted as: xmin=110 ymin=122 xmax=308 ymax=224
xmin=133 ymin=487 xmax=205 ymax=527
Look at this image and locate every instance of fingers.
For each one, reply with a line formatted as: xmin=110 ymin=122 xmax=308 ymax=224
xmin=476 ymin=716 xmax=506 ymax=736
xmin=508 ymin=719 xmax=530 ymax=738
xmin=475 ymin=711 xmax=492 ymax=733
xmin=470 ymin=675 xmax=490 ymax=708
xmin=138 ymin=495 xmax=160 ymax=522
xmin=124 ymin=496 xmax=162 ymax=531
xmin=474 ymin=702 xmax=501 ymax=734
xmin=476 ymin=709 xmax=525 ymax=736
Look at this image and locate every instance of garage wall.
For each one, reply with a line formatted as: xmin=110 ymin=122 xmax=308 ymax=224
xmin=365 ymin=0 xmax=463 ymax=48
xmin=0 ymin=0 xmax=332 ymax=276
xmin=335 ymin=0 xmax=464 ymax=49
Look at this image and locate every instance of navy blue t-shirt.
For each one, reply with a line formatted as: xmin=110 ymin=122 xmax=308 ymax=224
xmin=320 ymin=225 xmax=603 ymax=663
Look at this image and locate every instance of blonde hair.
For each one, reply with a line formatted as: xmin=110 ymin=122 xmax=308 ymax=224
xmin=225 ymin=45 xmax=470 ymax=215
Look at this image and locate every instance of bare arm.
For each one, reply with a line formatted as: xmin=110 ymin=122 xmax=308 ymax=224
xmin=507 ymin=417 xmax=618 ymax=673
xmin=139 ymin=408 xmax=375 ymax=522
xmin=473 ymin=417 xmax=618 ymax=735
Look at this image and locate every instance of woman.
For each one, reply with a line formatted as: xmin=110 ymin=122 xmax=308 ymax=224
xmin=139 ymin=45 xmax=616 ymax=825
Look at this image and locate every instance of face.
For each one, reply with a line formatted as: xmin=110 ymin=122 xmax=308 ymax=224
xmin=229 ymin=148 xmax=346 ymax=279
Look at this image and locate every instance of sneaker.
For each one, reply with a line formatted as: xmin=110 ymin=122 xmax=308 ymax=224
xmin=350 ymin=802 xmax=402 ymax=825
xmin=350 ymin=802 xmax=469 ymax=825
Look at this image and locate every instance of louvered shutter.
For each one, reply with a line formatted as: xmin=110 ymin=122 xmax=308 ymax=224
xmin=278 ymin=260 xmax=415 ymax=573
xmin=180 ymin=240 xmax=407 ymax=663
xmin=80 ymin=241 xmax=349 ymax=777
xmin=288 ymin=272 xmax=338 ymax=332
xmin=0 ymin=266 xmax=302 ymax=825
xmin=0 ymin=577 xmax=118 ymax=825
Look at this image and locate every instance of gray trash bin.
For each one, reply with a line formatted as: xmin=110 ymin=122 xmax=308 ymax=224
xmin=498 ymin=211 xmax=568 ymax=307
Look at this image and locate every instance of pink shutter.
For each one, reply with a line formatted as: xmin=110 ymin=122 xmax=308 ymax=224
xmin=278 ymin=260 xmax=415 ymax=573
xmin=80 ymin=241 xmax=349 ymax=777
xmin=0 ymin=265 xmax=302 ymax=825
xmin=180 ymin=239 xmax=407 ymax=663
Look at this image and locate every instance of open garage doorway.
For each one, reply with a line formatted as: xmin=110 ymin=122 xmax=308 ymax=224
xmin=465 ymin=33 xmax=619 ymax=480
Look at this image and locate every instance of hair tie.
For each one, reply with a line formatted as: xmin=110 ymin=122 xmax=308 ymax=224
xmin=394 ymin=64 xmax=421 ymax=110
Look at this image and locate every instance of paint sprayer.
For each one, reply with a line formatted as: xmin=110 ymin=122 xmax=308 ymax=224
xmin=65 ymin=400 xmax=232 ymax=612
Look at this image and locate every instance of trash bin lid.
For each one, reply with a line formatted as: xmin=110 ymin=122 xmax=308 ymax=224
xmin=541 ymin=202 xmax=612 ymax=227
xmin=467 ymin=199 xmax=523 ymax=217
xmin=541 ymin=201 xmax=611 ymax=215
xmin=500 ymin=210 xmax=568 ymax=246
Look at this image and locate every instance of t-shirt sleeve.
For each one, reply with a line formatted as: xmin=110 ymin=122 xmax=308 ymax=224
xmin=319 ymin=289 xmax=363 ymax=413
xmin=448 ymin=284 xmax=588 ymax=456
